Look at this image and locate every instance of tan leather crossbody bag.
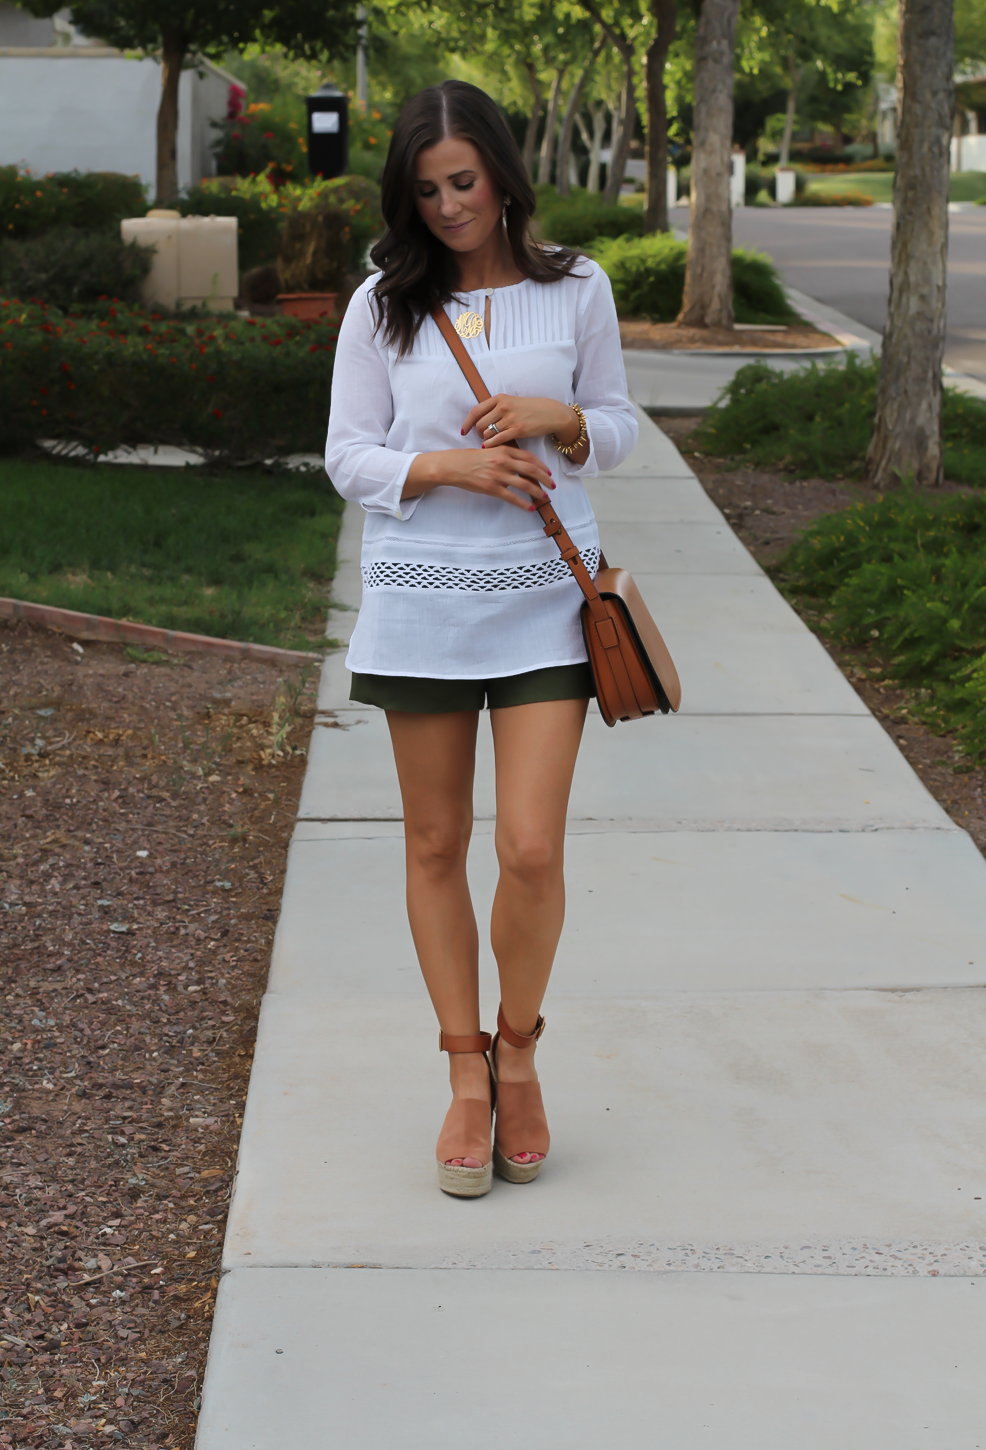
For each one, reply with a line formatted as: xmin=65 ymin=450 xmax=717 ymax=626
xmin=433 ymin=308 xmax=682 ymax=726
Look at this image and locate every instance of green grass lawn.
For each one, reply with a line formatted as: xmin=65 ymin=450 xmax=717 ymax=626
xmin=804 ymin=171 xmax=986 ymax=204
xmin=0 ymin=457 xmax=344 ymax=649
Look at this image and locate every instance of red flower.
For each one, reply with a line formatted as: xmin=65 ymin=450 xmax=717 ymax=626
xmin=263 ymin=132 xmax=274 ymax=140
xmin=212 ymin=409 xmax=223 ymax=419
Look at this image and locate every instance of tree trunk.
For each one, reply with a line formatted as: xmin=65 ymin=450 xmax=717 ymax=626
xmin=607 ymin=102 xmax=622 ymax=193
xmin=779 ymin=70 xmax=797 ymax=166
xmin=156 ymin=26 xmax=186 ymax=204
xmin=578 ymin=103 xmax=607 ymax=192
xmin=522 ymin=63 xmax=544 ymax=180
xmin=538 ymin=67 xmax=567 ymax=185
xmin=557 ymin=41 xmax=603 ymax=196
xmin=644 ymin=0 xmax=677 ymax=232
xmin=603 ymin=60 xmax=636 ymax=205
xmin=866 ymin=0 xmax=953 ymax=489
xmin=676 ymin=0 xmax=740 ymax=328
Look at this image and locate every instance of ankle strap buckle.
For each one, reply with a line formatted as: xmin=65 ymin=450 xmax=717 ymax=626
xmin=496 ymin=1005 xmax=546 ymax=1048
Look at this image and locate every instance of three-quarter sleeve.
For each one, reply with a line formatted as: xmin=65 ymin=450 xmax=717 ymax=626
xmin=561 ymin=261 xmax=638 ymax=478
xmin=324 ymin=281 xmax=422 ymax=521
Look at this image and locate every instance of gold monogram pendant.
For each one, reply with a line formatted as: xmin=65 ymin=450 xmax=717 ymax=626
xmin=453 ymin=311 xmax=484 ymax=340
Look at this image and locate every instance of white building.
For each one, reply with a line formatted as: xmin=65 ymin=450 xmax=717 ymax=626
xmin=877 ymin=76 xmax=986 ymax=172
xmin=0 ymin=4 xmax=239 ymax=195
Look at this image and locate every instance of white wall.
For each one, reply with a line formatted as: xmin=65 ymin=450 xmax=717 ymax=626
xmin=951 ymin=133 xmax=986 ymax=172
xmin=0 ymin=52 xmax=237 ymax=195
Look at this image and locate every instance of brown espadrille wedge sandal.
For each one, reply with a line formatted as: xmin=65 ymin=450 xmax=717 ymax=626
xmin=435 ymin=1031 xmax=495 ymax=1198
xmin=490 ymin=1005 xmax=549 ymax=1184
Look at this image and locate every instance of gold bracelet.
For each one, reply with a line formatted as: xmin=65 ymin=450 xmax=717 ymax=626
xmin=551 ymin=403 xmax=588 ymax=459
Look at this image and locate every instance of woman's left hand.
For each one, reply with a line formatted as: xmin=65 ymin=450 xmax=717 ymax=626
xmin=462 ymin=393 xmax=582 ymax=450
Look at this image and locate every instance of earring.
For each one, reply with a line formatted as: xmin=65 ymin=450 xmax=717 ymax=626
xmin=502 ymin=194 xmax=511 ymax=225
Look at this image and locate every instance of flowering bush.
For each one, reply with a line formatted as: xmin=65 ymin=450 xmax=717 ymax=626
xmin=0 ymin=298 xmax=338 ymax=462
xmin=0 ymin=166 xmax=148 ymax=240
xmin=213 ymin=95 xmax=309 ymax=188
xmin=348 ymin=107 xmax=393 ymax=182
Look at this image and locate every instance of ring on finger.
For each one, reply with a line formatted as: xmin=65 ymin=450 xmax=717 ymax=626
xmin=487 ymin=421 xmax=500 ymax=435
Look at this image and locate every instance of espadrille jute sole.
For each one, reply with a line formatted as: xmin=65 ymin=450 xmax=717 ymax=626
xmin=493 ymin=1144 xmax=545 ymax=1184
xmin=437 ymin=1160 xmax=493 ymax=1197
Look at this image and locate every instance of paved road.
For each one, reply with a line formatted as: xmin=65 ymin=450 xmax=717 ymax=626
xmin=684 ymin=206 xmax=986 ymax=380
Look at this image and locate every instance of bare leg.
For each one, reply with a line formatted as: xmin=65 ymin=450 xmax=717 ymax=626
xmin=489 ymin=696 xmax=588 ymax=1161
xmin=387 ymin=709 xmax=488 ymax=1166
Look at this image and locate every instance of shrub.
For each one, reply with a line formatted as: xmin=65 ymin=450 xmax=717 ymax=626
xmin=0 ymin=229 xmax=152 ymax=310
xmin=0 ymin=166 xmax=148 ymax=240
xmin=533 ymin=187 xmax=645 ymax=248
xmin=694 ymin=354 xmax=986 ymax=487
xmin=794 ymin=191 xmax=874 ymax=207
xmin=742 ymin=164 xmax=808 ymax=203
xmin=781 ymin=489 xmax=986 ymax=759
xmin=588 ymin=233 xmax=797 ymax=324
xmin=0 ymin=298 xmax=338 ymax=463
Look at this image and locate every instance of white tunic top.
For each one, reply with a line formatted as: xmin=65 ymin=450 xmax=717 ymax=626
xmin=324 ymin=259 xmax=637 ymax=679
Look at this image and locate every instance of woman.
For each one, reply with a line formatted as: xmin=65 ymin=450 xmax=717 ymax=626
xmin=325 ymin=80 xmax=637 ymax=1198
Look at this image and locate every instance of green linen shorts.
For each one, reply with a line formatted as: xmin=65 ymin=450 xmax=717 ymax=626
xmin=350 ymin=663 xmax=595 ymax=713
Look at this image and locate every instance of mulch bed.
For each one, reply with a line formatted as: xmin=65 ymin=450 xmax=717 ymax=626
xmin=619 ymin=319 xmax=842 ymax=351
xmin=0 ymin=619 xmax=317 ymax=1450
xmin=656 ymin=414 xmax=986 ymax=857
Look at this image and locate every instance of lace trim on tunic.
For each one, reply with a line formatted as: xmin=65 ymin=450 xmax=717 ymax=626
xmin=362 ymin=547 xmax=601 ymax=594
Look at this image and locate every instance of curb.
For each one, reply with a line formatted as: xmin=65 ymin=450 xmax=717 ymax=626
xmin=0 ymin=597 xmax=323 ymax=666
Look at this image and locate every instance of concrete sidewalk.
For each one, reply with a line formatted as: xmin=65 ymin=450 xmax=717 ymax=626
xmin=196 ymin=407 xmax=986 ymax=1448
xmin=624 ymin=284 xmax=986 ymax=410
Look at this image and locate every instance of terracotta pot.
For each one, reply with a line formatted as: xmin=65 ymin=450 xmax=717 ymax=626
xmin=277 ymin=292 xmax=337 ymax=320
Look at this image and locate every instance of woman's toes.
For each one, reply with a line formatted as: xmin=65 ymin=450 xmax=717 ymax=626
xmin=446 ymin=1156 xmax=484 ymax=1169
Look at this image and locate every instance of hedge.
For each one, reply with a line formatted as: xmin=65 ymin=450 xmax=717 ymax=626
xmin=0 ymin=229 xmax=152 ymax=310
xmin=534 ymin=186 xmax=645 ymax=248
xmin=588 ymin=233 xmax=797 ymax=324
xmin=0 ymin=298 xmax=337 ymax=462
xmin=1 ymin=167 xmax=147 ymax=240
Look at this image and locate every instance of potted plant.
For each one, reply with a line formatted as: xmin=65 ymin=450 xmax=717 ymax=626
xmin=277 ymin=206 xmax=350 ymax=318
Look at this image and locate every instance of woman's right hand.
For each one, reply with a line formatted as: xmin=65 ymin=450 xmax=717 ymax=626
xmin=403 ymin=446 xmax=556 ymax=512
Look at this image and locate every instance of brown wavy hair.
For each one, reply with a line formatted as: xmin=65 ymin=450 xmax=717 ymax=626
xmin=369 ymin=80 xmax=583 ymax=356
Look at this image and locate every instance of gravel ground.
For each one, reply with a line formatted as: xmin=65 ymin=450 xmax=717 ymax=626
xmin=0 ymin=620 xmax=317 ymax=1450
xmin=659 ymin=414 xmax=986 ymax=857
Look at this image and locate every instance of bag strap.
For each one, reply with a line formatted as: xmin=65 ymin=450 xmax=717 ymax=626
xmin=431 ymin=307 xmax=609 ymax=624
